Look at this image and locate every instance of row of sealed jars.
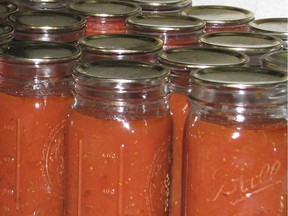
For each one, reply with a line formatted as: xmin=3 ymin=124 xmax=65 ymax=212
xmin=0 ymin=40 xmax=286 ymax=216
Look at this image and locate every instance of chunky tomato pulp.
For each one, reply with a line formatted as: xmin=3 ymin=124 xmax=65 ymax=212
xmin=168 ymin=93 xmax=190 ymax=216
xmin=183 ymin=117 xmax=287 ymax=215
xmin=65 ymin=110 xmax=173 ymax=216
xmin=0 ymin=92 xmax=71 ymax=215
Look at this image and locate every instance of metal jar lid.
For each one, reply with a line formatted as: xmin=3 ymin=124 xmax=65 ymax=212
xmin=22 ymin=0 xmax=70 ymax=3
xmin=68 ymin=0 xmax=141 ymax=17
xmin=249 ymin=18 xmax=288 ymax=40
xmin=0 ymin=24 xmax=14 ymax=44
xmin=79 ymin=33 xmax=163 ymax=54
xmin=121 ymin=0 xmax=192 ymax=11
xmin=0 ymin=2 xmax=18 ymax=20
xmin=126 ymin=14 xmax=206 ymax=32
xmin=189 ymin=66 xmax=287 ymax=106
xmin=9 ymin=10 xmax=86 ymax=33
xmin=262 ymin=51 xmax=287 ymax=73
xmin=157 ymin=47 xmax=249 ymax=68
xmin=0 ymin=41 xmax=81 ymax=64
xmin=180 ymin=5 xmax=255 ymax=25
xmin=198 ymin=32 xmax=283 ymax=53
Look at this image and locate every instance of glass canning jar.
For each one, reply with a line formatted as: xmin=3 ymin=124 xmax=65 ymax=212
xmin=0 ymin=1 xmax=18 ymax=24
xmin=157 ymin=47 xmax=249 ymax=216
xmin=78 ymin=33 xmax=163 ymax=63
xmin=120 ymin=0 xmax=192 ymax=14
xmin=65 ymin=60 xmax=173 ymax=216
xmin=0 ymin=41 xmax=81 ymax=216
xmin=17 ymin=0 xmax=71 ymax=11
xmin=180 ymin=5 xmax=254 ymax=33
xmin=183 ymin=66 xmax=287 ymax=216
xmin=0 ymin=23 xmax=14 ymax=46
xmin=9 ymin=10 xmax=86 ymax=44
xmin=198 ymin=32 xmax=283 ymax=67
xmin=67 ymin=0 xmax=141 ymax=35
xmin=249 ymin=18 xmax=288 ymax=50
xmin=262 ymin=50 xmax=287 ymax=74
xmin=126 ymin=14 xmax=206 ymax=50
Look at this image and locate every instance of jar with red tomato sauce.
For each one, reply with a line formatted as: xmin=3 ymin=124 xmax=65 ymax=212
xmin=198 ymin=32 xmax=283 ymax=67
xmin=17 ymin=0 xmax=70 ymax=11
xmin=262 ymin=50 xmax=287 ymax=74
xmin=183 ymin=66 xmax=287 ymax=216
xmin=120 ymin=0 xmax=191 ymax=14
xmin=65 ymin=60 xmax=173 ymax=216
xmin=157 ymin=47 xmax=249 ymax=216
xmin=126 ymin=14 xmax=205 ymax=50
xmin=9 ymin=10 xmax=86 ymax=44
xmin=0 ymin=23 xmax=14 ymax=46
xmin=249 ymin=18 xmax=288 ymax=50
xmin=78 ymin=33 xmax=163 ymax=63
xmin=67 ymin=0 xmax=141 ymax=36
xmin=0 ymin=41 xmax=81 ymax=215
xmin=180 ymin=5 xmax=254 ymax=33
xmin=0 ymin=1 xmax=18 ymax=24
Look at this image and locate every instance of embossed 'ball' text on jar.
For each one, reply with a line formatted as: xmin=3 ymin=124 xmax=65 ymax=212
xmin=67 ymin=0 xmax=141 ymax=35
xmin=126 ymin=14 xmax=206 ymax=50
xmin=0 ymin=41 xmax=81 ymax=216
xmin=78 ymin=33 xmax=163 ymax=63
xmin=157 ymin=47 xmax=249 ymax=216
xmin=65 ymin=60 xmax=173 ymax=216
xmin=198 ymin=32 xmax=283 ymax=67
xmin=183 ymin=66 xmax=287 ymax=216
xmin=180 ymin=5 xmax=254 ymax=33
xmin=9 ymin=10 xmax=86 ymax=44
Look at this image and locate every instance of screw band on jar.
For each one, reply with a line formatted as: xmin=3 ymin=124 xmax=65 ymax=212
xmin=0 ymin=1 xmax=18 ymax=23
xmin=0 ymin=23 xmax=14 ymax=45
xmin=262 ymin=50 xmax=288 ymax=74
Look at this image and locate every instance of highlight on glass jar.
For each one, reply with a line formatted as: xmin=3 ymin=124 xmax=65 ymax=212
xmin=0 ymin=1 xmax=18 ymax=24
xmin=67 ymin=0 xmax=141 ymax=35
xmin=65 ymin=60 xmax=173 ymax=216
xmin=0 ymin=41 xmax=81 ymax=215
xmin=78 ymin=33 xmax=163 ymax=63
xmin=249 ymin=18 xmax=288 ymax=50
xmin=262 ymin=50 xmax=288 ymax=74
xmin=8 ymin=10 xmax=86 ymax=44
xmin=157 ymin=47 xmax=249 ymax=216
xmin=125 ymin=14 xmax=206 ymax=50
xmin=198 ymin=32 xmax=283 ymax=67
xmin=0 ymin=23 xmax=14 ymax=46
xmin=183 ymin=66 xmax=287 ymax=216
xmin=119 ymin=0 xmax=192 ymax=14
xmin=180 ymin=5 xmax=255 ymax=33
xmin=16 ymin=0 xmax=71 ymax=11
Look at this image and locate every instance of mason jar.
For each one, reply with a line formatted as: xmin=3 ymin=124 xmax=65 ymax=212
xmin=65 ymin=60 xmax=173 ymax=216
xmin=262 ymin=50 xmax=287 ymax=74
xmin=67 ymin=0 xmax=141 ymax=35
xmin=157 ymin=47 xmax=249 ymax=216
xmin=0 ymin=23 xmax=14 ymax=46
xmin=180 ymin=5 xmax=254 ymax=33
xmin=78 ymin=33 xmax=163 ymax=63
xmin=17 ymin=0 xmax=70 ymax=11
xmin=0 ymin=41 xmax=81 ymax=216
xmin=249 ymin=18 xmax=288 ymax=50
xmin=126 ymin=14 xmax=206 ymax=50
xmin=120 ymin=0 xmax=192 ymax=14
xmin=198 ymin=32 xmax=283 ymax=67
xmin=9 ymin=10 xmax=86 ymax=44
xmin=0 ymin=1 xmax=18 ymax=24
xmin=183 ymin=66 xmax=287 ymax=216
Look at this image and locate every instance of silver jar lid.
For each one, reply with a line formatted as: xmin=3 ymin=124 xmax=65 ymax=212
xmin=249 ymin=18 xmax=288 ymax=40
xmin=0 ymin=2 xmax=18 ymax=19
xmin=198 ymin=32 xmax=283 ymax=53
xmin=180 ymin=5 xmax=254 ymax=24
xmin=68 ymin=0 xmax=141 ymax=17
xmin=262 ymin=50 xmax=287 ymax=74
xmin=126 ymin=14 xmax=206 ymax=31
xmin=9 ymin=10 xmax=86 ymax=33
xmin=0 ymin=24 xmax=14 ymax=44
xmin=157 ymin=47 xmax=249 ymax=68
xmin=79 ymin=33 xmax=163 ymax=54
xmin=0 ymin=41 xmax=81 ymax=64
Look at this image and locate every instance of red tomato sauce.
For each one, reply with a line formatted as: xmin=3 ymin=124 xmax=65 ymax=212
xmin=65 ymin=110 xmax=173 ymax=216
xmin=168 ymin=93 xmax=190 ymax=216
xmin=0 ymin=92 xmax=71 ymax=215
xmin=183 ymin=117 xmax=287 ymax=215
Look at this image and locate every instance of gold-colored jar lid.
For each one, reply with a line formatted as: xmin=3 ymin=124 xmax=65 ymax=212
xmin=0 ymin=2 xmax=18 ymax=19
xmin=180 ymin=5 xmax=254 ymax=24
xmin=262 ymin=51 xmax=287 ymax=73
xmin=0 ymin=24 xmax=14 ymax=43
